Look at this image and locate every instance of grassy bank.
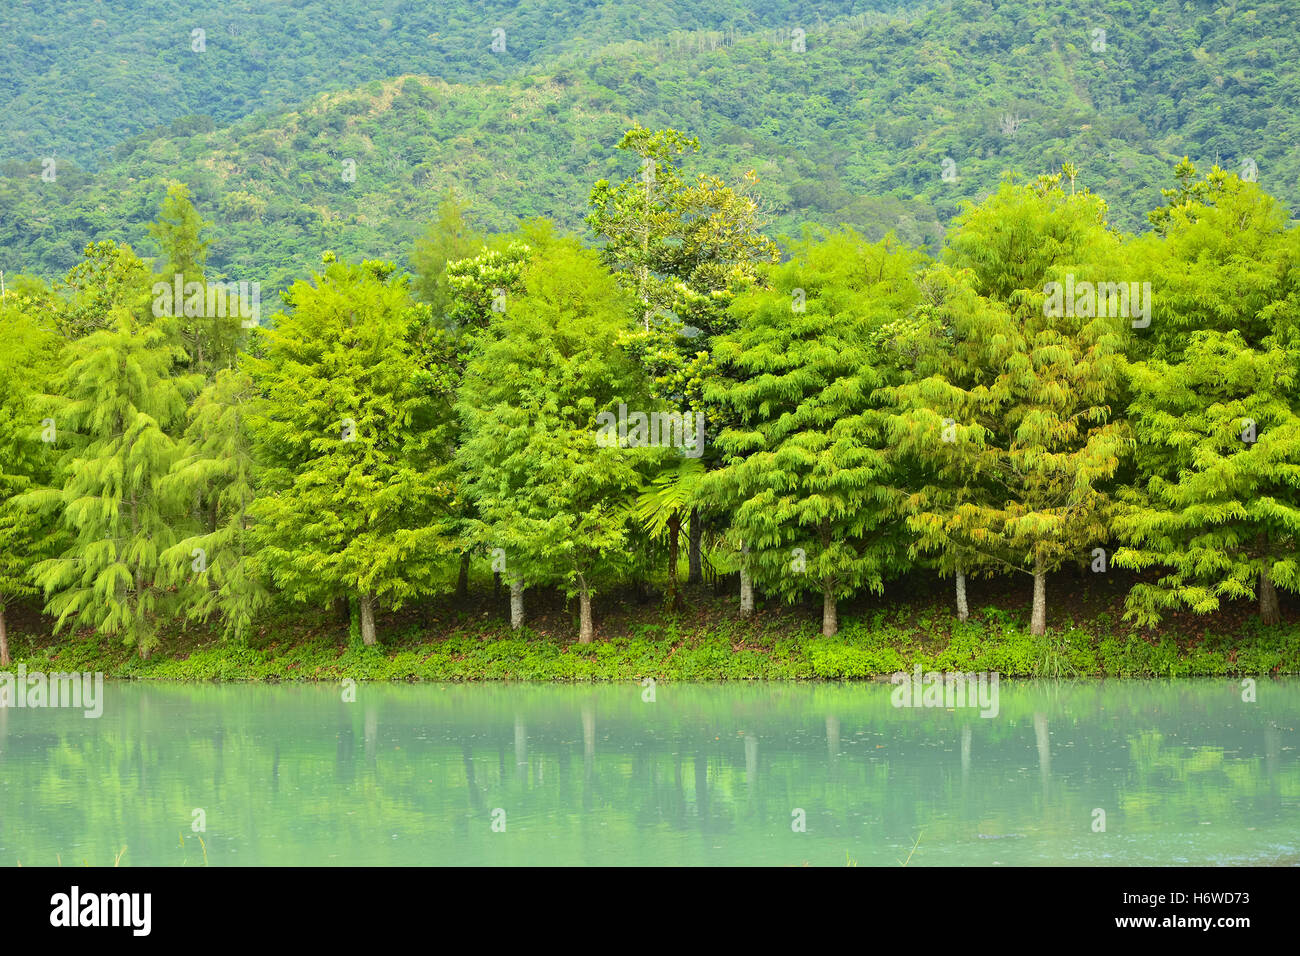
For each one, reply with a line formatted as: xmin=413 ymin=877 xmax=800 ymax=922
xmin=6 ymin=572 xmax=1299 ymax=681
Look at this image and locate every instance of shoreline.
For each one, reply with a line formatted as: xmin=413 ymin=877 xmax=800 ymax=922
xmin=6 ymin=605 xmax=1296 ymax=683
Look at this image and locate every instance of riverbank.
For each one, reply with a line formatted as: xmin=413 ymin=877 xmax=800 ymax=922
xmin=5 ymin=574 xmax=1298 ymax=680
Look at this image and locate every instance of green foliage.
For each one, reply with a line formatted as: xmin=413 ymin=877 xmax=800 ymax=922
xmin=411 ymin=191 xmax=484 ymax=316
xmin=702 ymin=231 xmax=924 ymax=635
xmin=247 ymin=257 xmax=459 ymax=644
xmin=4 ymin=111 xmax=1300 ymax=668
xmin=0 ymin=292 xmax=66 ymax=660
xmin=25 ymin=315 xmax=197 ymax=656
xmin=156 ymin=368 xmax=267 ymax=641
xmin=889 ymin=180 xmax=1131 ymax=633
xmin=1113 ymin=171 xmax=1300 ymax=626
xmin=455 ymin=236 xmax=660 ymax=639
xmin=6 ymin=2 xmax=1299 ymax=286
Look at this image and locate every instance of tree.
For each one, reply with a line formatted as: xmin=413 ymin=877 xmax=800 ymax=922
xmin=56 ymin=241 xmax=152 ymax=339
xmin=456 ymin=236 xmax=658 ymax=643
xmin=148 ymin=182 xmax=210 ymax=282
xmin=586 ymin=125 xmax=699 ymax=319
xmin=25 ymin=312 xmax=196 ymax=658
xmin=882 ymin=266 xmax=1007 ymax=621
xmin=588 ymin=125 xmax=779 ymax=589
xmin=148 ymin=182 xmax=245 ymax=375
xmin=891 ymin=177 xmax=1130 ymax=635
xmin=1113 ymin=170 xmax=1300 ymax=626
xmin=411 ymin=190 xmax=484 ymax=316
xmin=441 ymin=234 xmax=534 ymax=606
xmin=248 ymin=256 xmax=458 ymax=646
xmin=0 ymin=289 xmax=65 ymax=664
xmin=701 ymin=231 xmax=922 ymax=636
xmin=632 ymin=457 xmax=706 ymax=608
xmin=156 ymin=368 xmax=267 ymax=641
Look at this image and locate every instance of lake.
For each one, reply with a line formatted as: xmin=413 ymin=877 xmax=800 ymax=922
xmin=0 ymin=679 xmax=1295 ymax=866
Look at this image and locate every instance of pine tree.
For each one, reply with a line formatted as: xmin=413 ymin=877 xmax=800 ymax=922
xmin=882 ymin=265 xmax=1007 ymax=621
xmin=248 ymin=257 xmax=458 ymax=646
xmin=891 ymin=178 xmax=1130 ymax=635
xmin=148 ymin=182 xmax=243 ymax=375
xmin=156 ymin=368 xmax=267 ymax=641
xmin=1113 ymin=170 xmax=1300 ymax=625
xmin=701 ymin=231 xmax=922 ymax=636
xmin=441 ymin=233 xmax=534 ymax=608
xmin=456 ymin=236 xmax=658 ymax=643
xmin=0 ymin=288 xmax=66 ymax=664
xmin=26 ymin=312 xmax=196 ymax=657
xmin=411 ymin=190 xmax=484 ymax=316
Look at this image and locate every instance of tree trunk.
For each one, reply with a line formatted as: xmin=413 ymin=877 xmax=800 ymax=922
xmin=456 ymin=552 xmax=470 ymax=600
xmin=955 ymin=566 xmax=969 ymax=622
xmin=509 ymin=574 xmax=525 ymax=630
xmin=1260 ymin=569 xmax=1281 ymax=626
xmin=359 ymin=592 xmax=377 ymax=646
xmin=822 ymin=585 xmax=838 ymax=637
xmin=667 ymin=511 xmax=681 ymax=607
xmin=577 ymin=579 xmax=594 ymax=644
xmin=739 ymin=543 xmax=754 ymax=617
xmin=0 ymin=603 xmax=9 ymax=667
xmin=687 ymin=507 xmax=702 ymax=585
xmin=1030 ymin=555 xmax=1047 ymax=636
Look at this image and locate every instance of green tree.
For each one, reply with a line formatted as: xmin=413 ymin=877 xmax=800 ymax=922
xmin=588 ymin=125 xmax=779 ymax=588
xmin=1114 ymin=172 xmax=1300 ymax=626
xmin=881 ymin=265 xmax=1005 ymax=620
xmin=456 ymin=236 xmax=657 ymax=642
xmin=892 ymin=178 xmax=1130 ymax=635
xmin=702 ymin=232 xmax=922 ymax=636
xmin=440 ymin=233 xmax=534 ymax=607
xmin=411 ymin=190 xmax=484 ymax=316
xmin=148 ymin=182 xmax=244 ymax=375
xmin=56 ymin=241 xmax=152 ymax=339
xmin=248 ymin=257 xmax=458 ymax=646
xmin=156 ymin=368 xmax=267 ymax=641
xmin=25 ymin=313 xmax=196 ymax=657
xmin=0 ymin=290 xmax=65 ymax=663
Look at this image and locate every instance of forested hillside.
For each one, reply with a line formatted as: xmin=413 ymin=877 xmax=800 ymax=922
xmin=1 ymin=0 xmax=1296 ymax=290
xmin=0 ymin=0 xmax=906 ymax=166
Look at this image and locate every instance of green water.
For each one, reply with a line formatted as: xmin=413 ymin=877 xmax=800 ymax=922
xmin=0 ymin=679 xmax=1296 ymax=866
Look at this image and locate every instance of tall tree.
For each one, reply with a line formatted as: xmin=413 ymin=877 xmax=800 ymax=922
xmin=588 ymin=125 xmax=779 ymax=589
xmin=0 ymin=288 xmax=65 ymax=664
xmin=248 ymin=257 xmax=458 ymax=646
xmin=148 ymin=182 xmax=243 ymax=375
xmin=456 ymin=236 xmax=658 ymax=643
xmin=1114 ymin=169 xmax=1300 ymax=625
xmin=440 ymin=234 xmax=534 ymax=608
xmin=56 ymin=241 xmax=152 ymax=339
xmin=882 ymin=265 xmax=1006 ymax=621
xmin=410 ymin=190 xmax=484 ymax=316
xmin=892 ymin=177 xmax=1130 ymax=635
xmin=156 ymin=368 xmax=267 ymax=641
xmin=702 ymin=231 xmax=922 ymax=636
xmin=25 ymin=312 xmax=196 ymax=657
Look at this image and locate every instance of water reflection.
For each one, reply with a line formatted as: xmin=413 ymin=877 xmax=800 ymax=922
xmin=0 ymin=680 xmax=1295 ymax=866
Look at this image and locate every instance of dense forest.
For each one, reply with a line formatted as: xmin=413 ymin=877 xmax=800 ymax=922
xmin=2 ymin=0 xmax=1298 ymax=292
xmin=1 ymin=116 xmax=1297 ymax=665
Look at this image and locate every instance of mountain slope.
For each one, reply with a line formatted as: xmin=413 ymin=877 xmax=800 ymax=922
xmin=0 ymin=0 xmax=1295 ymax=289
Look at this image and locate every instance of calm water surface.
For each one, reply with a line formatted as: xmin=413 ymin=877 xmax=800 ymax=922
xmin=1 ymin=680 xmax=1296 ymax=866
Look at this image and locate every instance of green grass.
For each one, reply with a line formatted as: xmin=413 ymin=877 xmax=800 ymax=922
xmin=7 ymin=588 xmax=1298 ymax=682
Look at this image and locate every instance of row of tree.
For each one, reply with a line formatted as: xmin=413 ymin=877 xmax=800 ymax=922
xmin=1 ymin=130 xmax=1297 ymax=662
